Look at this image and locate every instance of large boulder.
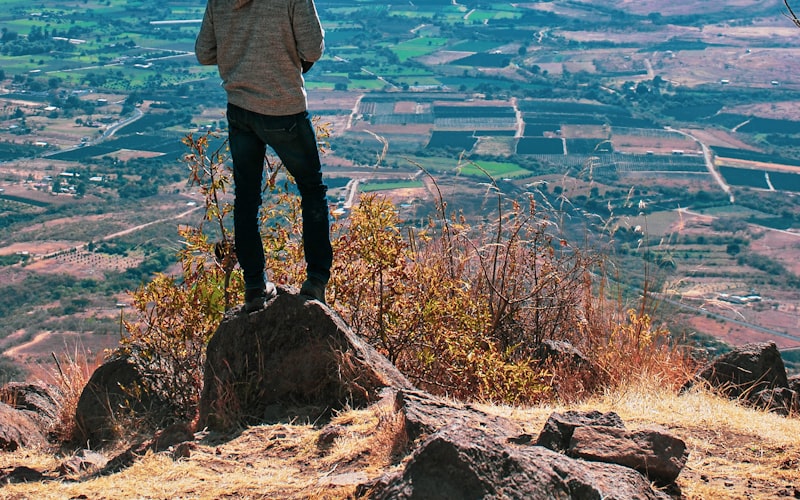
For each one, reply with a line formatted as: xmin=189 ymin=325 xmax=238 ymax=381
xmin=684 ymin=342 xmax=799 ymax=415
xmin=74 ymin=356 xmax=164 ymax=446
xmin=688 ymin=342 xmax=788 ymax=398
xmin=198 ymin=292 xmax=413 ymax=431
xmin=362 ymin=423 xmax=670 ymax=500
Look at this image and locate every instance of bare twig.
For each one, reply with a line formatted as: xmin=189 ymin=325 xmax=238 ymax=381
xmin=785 ymin=0 xmax=800 ymax=28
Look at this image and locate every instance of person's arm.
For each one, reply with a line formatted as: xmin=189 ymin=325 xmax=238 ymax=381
xmin=293 ymin=0 xmax=324 ymax=65
xmin=195 ymin=2 xmax=217 ymax=65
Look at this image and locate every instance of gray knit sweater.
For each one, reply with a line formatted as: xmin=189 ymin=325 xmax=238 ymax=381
xmin=195 ymin=0 xmax=324 ymax=116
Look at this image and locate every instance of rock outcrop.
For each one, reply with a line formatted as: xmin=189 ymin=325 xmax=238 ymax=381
xmin=359 ymin=395 xmax=686 ymax=498
xmin=190 ymin=293 xmax=689 ymax=497
xmin=361 ymin=420 xmax=673 ymax=500
xmin=566 ymin=425 xmax=688 ymax=485
xmin=0 ymin=382 xmax=61 ymax=449
xmin=0 ymin=290 xmax=693 ymax=497
xmin=197 ymin=291 xmax=413 ymax=431
xmin=686 ymin=341 xmax=799 ymax=415
xmin=535 ymin=409 xmax=625 ymax=452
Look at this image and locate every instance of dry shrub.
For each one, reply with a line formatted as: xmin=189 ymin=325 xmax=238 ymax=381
xmin=118 ymin=133 xmax=239 ymax=424
xmin=118 ymin=130 xmax=695 ymax=424
xmin=44 ymin=348 xmax=102 ymax=442
xmin=329 ymin=173 xmax=694 ymax=404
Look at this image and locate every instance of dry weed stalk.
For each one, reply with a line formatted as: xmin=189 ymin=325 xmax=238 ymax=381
xmin=45 ymin=347 xmax=101 ymax=442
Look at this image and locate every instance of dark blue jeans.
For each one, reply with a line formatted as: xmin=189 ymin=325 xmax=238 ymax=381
xmin=227 ymin=103 xmax=332 ymax=291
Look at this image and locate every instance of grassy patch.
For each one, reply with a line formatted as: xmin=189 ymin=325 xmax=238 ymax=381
xmin=361 ymin=180 xmax=425 ymax=192
xmin=390 ymin=37 xmax=449 ymax=62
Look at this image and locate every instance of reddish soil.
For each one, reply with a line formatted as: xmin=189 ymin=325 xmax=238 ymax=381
xmin=612 ymin=135 xmax=699 ymax=154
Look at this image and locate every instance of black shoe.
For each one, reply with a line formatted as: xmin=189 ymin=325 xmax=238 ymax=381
xmin=299 ymin=278 xmax=326 ymax=304
xmin=244 ymin=282 xmax=277 ymax=312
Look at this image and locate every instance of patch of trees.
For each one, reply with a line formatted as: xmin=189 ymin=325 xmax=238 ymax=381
xmin=737 ymin=252 xmax=800 ymax=287
xmin=0 ymin=27 xmax=77 ymax=56
xmin=0 ymin=254 xmax=29 ymax=267
xmin=0 ymin=355 xmax=23 ymax=385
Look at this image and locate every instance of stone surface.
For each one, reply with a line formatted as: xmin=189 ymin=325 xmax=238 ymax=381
xmin=535 ymin=410 xmax=625 ymax=452
xmin=568 ymin=425 xmax=689 ymax=485
xmin=535 ymin=339 xmax=592 ymax=367
xmin=362 ymin=423 xmax=670 ymax=500
xmin=0 ymin=402 xmax=47 ymax=451
xmin=74 ymin=356 xmax=164 ymax=446
xmin=0 ymin=465 xmax=44 ymax=484
xmin=789 ymin=374 xmax=800 ymax=393
xmin=59 ymin=449 xmax=109 ymax=476
xmin=198 ymin=293 xmax=413 ymax=431
xmin=689 ymin=341 xmax=789 ymax=398
xmin=392 ymin=389 xmax=522 ymax=443
xmin=750 ymin=387 xmax=798 ymax=416
xmin=0 ymin=382 xmax=61 ymax=432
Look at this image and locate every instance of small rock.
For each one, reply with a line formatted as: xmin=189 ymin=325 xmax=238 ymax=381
xmin=59 ymin=450 xmax=109 ymax=476
xmin=535 ymin=410 xmax=625 ymax=452
xmin=568 ymin=425 xmax=688 ymax=485
xmin=1 ymin=465 xmax=44 ymax=484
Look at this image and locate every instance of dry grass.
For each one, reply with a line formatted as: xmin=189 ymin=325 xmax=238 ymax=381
xmin=2 ymin=380 xmax=798 ymax=499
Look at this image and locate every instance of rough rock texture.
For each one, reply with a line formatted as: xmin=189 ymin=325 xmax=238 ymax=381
xmin=362 ymin=423 xmax=670 ymax=500
xmin=535 ymin=339 xmax=592 ymax=368
xmin=789 ymin=374 xmax=800 ymax=393
xmin=392 ymin=389 xmax=522 ymax=443
xmin=535 ymin=410 xmax=625 ymax=452
xmin=198 ymin=293 xmax=414 ymax=431
xmin=750 ymin=387 xmax=799 ymax=416
xmin=689 ymin=342 xmax=788 ymax=398
xmin=0 ymin=382 xmax=60 ymax=432
xmin=358 ymin=392 xmax=685 ymax=498
xmin=0 ymin=402 xmax=46 ymax=451
xmin=685 ymin=341 xmax=797 ymax=415
xmin=74 ymin=356 xmax=163 ymax=446
xmin=59 ymin=449 xmax=109 ymax=476
xmin=568 ymin=425 xmax=689 ymax=485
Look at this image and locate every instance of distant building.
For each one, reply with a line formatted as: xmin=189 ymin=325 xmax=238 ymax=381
xmin=718 ymin=293 xmax=762 ymax=304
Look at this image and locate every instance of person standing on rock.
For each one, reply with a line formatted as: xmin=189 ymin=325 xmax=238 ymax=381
xmin=195 ymin=0 xmax=332 ymax=310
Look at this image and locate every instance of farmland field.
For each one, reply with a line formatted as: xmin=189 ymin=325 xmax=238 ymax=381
xmin=517 ymin=138 xmax=564 ymax=155
xmin=3 ymin=0 xmax=800 ymax=372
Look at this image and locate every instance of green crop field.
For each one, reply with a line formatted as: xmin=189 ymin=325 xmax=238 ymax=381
xmin=361 ymin=180 xmax=425 ymax=192
xmin=458 ymin=160 xmax=531 ymax=179
xmin=391 ymin=37 xmax=449 ymax=62
xmin=466 ymin=9 xmax=523 ymax=22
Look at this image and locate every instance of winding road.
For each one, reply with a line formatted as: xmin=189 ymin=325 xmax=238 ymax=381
xmin=665 ymin=126 xmax=734 ymax=203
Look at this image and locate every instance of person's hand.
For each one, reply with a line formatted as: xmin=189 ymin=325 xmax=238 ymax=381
xmin=301 ymin=60 xmax=314 ymax=73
